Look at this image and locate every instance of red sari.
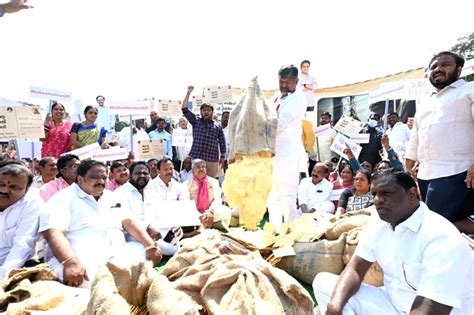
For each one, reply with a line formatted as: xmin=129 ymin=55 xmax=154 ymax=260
xmin=41 ymin=120 xmax=73 ymax=158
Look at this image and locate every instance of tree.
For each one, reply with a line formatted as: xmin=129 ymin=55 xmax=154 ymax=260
xmin=451 ymin=32 xmax=473 ymax=81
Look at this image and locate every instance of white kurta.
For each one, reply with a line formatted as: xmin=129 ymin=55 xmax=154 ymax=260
xmin=267 ymin=90 xmax=307 ymax=229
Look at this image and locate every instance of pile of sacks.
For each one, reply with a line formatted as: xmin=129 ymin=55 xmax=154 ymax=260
xmin=87 ymin=230 xmax=314 ymax=315
xmin=277 ymin=206 xmax=384 ymax=286
xmin=0 ymin=264 xmax=90 ymax=314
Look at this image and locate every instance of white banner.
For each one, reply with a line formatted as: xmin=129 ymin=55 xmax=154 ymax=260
xmin=63 ymin=143 xmax=101 ymax=160
xmin=145 ymin=200 xmax=201 ymax=228
xmin=333 ymin=115 xmax=365 ymax=136
xmin=29 ymin=86 xmax=72 ymax=102
xmin=368 ymin=81 xmax=405 ymax=104
xmin=460 ymin=58 xmax=474 ymax=78
xmin=315 ymin=124 xmax=332 ymax=137
xmin=0 ymin=106 xmax=45 ymax=139
xmin=108 ymin=101 xmax=150 ymax=116
xmin=348 ymin=133 xmax=370 ymax=144
xmin=330 ymin=133 xmax=362 ymax=160
xmin=92 ymin=146 xmax=128 ymax=162
xmin=156 ymin=100 xmax=182 ymax=117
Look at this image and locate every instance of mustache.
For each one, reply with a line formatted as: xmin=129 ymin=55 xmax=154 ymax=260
xmin=93 ymin=184 xmax=105 ymax=188
xmin=0 ymin=192 xmax=10 ymax=198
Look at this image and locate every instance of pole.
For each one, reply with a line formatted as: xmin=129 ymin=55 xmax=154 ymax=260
xmin=383 ymin=99 xmax=389 ymax=132
xmin=129 ymin=115 xmax=134 ymax=154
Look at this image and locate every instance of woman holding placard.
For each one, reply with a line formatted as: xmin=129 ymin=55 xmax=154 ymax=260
xmin=70 ymin=105 xmax=109 ymax=149
xmin=41 ymin=102 xmax=73 ymax=158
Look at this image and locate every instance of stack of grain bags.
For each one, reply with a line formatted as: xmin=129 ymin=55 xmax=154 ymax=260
xmin=276 ymin=206 xmax=384 ymax=287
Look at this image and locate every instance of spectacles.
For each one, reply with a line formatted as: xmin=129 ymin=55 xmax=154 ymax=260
xmin=65 ymin=164 xmax=80 ymax=169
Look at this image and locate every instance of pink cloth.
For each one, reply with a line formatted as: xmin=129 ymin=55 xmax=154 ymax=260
xmin=105 ymin=180 xmax=121 ymax=191
xmin=39 ymin=177 xmax=70 ymax=202
xmin=41 ymin=120 xmax=73 ymax=158
xmin=193 ymin=175 xmax=209 ymax=213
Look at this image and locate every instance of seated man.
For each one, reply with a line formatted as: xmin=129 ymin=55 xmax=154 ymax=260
xmin=40 ymin=160 xmax=161 ymax=288
xmin=39 ymin=154 xmax=80 ymax=202
xmin=186 ymin=159 xmax=231 ymax=229
xmin=297 ymin=162 xmax=334 ymax=219
xmin=105 ymin=161 xmax=129 ymax=191
xmin=0 ymin=164 xmax=43 ymax=279
xmin=114 ymin=161 xmax=182 ymax=256
xmin=313 ymin=169 xmax=473 ymax=314
xmin=179 ymin=156 xmax=193 ymax=183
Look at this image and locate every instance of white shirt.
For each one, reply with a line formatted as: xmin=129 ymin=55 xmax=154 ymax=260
xmin=355 ymin=203 xmax=474 ymax=314
xmin=0 ymin=193 xmax=43 ymax=279
xmin=222 ymin=126 xmax=230 ymax=161
xmin=146 ymin=177 xmax=189 ymax=201
xmin=40 ymin=184 xmax=128 ymax=274
xmin=386 ymin=122 xmax=411 ymax=145
xmin=179 ymin=169 xmax=192 ymax=183
xmin=118 ymin=126 xmax=150 ymax=160
xmin=173 ymin=127 xmax=193 ymax=161
xmin=297 ymin=178 xmax=333 ymax=212
xmin=298 ymin=73 xmax=317 ymax=107
xmin=405 ymin=79 xmax=474 ymax=180
xmin=114 ymin=182 xmax=147 ymax=229
xmin=96 ymin=104 xmax=115 ymax=131
xmin=30 ymin=175 xmax=45 ymax=189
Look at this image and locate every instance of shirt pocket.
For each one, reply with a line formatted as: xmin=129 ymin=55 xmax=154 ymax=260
xmin=401 ymin=261 xmax=423 ymax=291
xmin=2 ymin=225 xmax=17 ymax=248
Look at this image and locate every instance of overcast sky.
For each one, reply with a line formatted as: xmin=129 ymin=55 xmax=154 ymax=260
xmin=1 ymin=0 xmax=472 ymax=107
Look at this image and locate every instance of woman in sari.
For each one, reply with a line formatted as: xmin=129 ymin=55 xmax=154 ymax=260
xmin=41 ymin=102 xmax=73 ymax=158
xmin=70 ymin=105 xmax=109 ymax=149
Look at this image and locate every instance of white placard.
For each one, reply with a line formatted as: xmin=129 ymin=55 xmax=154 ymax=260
xmin=108 ymin=101 xmax=150 ymax=116
xmin=460 ymin=58 xmax=474 ymax=78
xmin=15 ymin=140 xmax=42 ymax=159
xmin=315 ymin=124 xmax=332 ymax=137
xmin=63 ymin=142 xmax=101 ymax=160
xmin=330 ymin=133 xmax=362 ymax=160
xmin=333 ymin=116 xmax=365 ymax=136
xmin=171 ymin=130 xmax=193 ymax=147
xmin=348 ymin=133 xmax=370 ymax=144
xmin=92 ymin=146 xmax=128 ymax=162
xmin=156 ymin=100 xmax=182 ymax=117
xmin=192 ymin=95 xmax=205 ymax=114
xmin=205 ymin=86 xmax=220 ymax=103
xmin=29 ymin=86 xmax=72 ymax=102
xmin=145 ymin=200 xmax=201 ymax=228
xmin=404 ymin=79 xmax=433 ymax=100
xmin=137 ymin=139 xmax=165 ymax=160
xmin=218 ymin=85 xmax=233 ymax=103
xmin=0 ymin=106 xmax=45 ymax=139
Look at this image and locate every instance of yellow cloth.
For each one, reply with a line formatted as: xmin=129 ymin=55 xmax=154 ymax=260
xmin=301 ymin=119 xmax=315 ymax=153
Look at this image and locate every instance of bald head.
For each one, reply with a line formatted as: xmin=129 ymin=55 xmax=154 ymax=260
xmin=311 ymin=163 xmax=329 ymax=185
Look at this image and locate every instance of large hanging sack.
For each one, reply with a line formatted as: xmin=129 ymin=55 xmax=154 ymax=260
xmin=276 ymin=232 xmax=347 ymax=285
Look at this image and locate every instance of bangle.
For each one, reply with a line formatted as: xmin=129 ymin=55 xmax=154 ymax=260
xmin=61 ymin=256 xmax=78 ymax=265
xmin=145 ymin=243 xmax=157 ymax=251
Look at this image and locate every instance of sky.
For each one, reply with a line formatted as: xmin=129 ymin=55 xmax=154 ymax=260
xmin=0 ymin=0 xmax=472 ymax=109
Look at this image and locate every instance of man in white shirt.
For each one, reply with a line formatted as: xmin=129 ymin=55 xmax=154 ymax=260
xmin=267 ymin=65 xmax=307 ymax=231
xmin=313 ymin=169 xmax=473 ymax=314
xmin=114 ymin=161 xmax=181 ymax=256
xmin=309 ymin=112 xmax=338 ymax=164
xmin=0 ymin=164 xmax=43 ymax=280
xmin=95 ymin=95 xmax=115 ymax=135
xmin=297 ymin=163 xmax=334 ymax=219
xmin=118 ymin=118 xmax=150 ymax=160
xmin=179 ymin=157 xmax=193 ymax=183
xmin=40 ymin=160 xmax=161 ymax=288
xmin=405 ymin=51 xmax=474 ymax=222
xmin=386 ymin=112 xmax=411 ymax=163
xmin=173 ymin=117 xmax=193 ymax=171
xmin=298 ymin=60 xmax=318 ymax=111
xmin=31 ymin=157 xmax=57 ymax=189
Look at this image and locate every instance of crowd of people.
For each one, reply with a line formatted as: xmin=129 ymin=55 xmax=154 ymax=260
xmin=0 ymin=51 xmax=473 ymax=313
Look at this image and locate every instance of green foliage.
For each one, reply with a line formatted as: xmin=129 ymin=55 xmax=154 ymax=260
xmin=451 ymin=32 xmax=473 ymax=81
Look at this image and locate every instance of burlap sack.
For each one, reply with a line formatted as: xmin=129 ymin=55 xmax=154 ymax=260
xmin=227 ymin=77 xmax=278 ymax=161
xmin=202 ymin=259 xmax=313 ymax=315
xmin=277 ymin=232 xmax=347 ymax=285
xmin=325 ymin=213 xmax=370 ymax=240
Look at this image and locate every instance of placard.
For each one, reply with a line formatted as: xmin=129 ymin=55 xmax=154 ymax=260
xmin=315 ymin=124 xmax=332 ymax=137
xmin=348 ymin=133 xmax=370 ymax=144
xmin=92 ymin=146 xmax=128 ymax=162
xmin=0 ymin=106 xmax=44 ymax=139
xmin=137 ymin=139 xmax=164 ymax=160
xmin=29 ymin=86 xmax=72 ymax=102
xmin=145 ymin=200 xmax=201 ymax=228
xmin=330 ymin=133 xmax=362 ymax=160
xmin=15 ymin=140 xmax=42 ymax=159
xmin=218 ymin=85 xmax=233 ymax=102
xmin=171 ymin=130 xmax=193 ymax=147
xmin=156 ymin=100 xmax=182 ymax=117
xmin=108 ymin=101 xmax=150 ymax=116
xmin=333 ymin=116 xmax=365 ymax=136
xmin=204 ymin=85 xmax=220 ymax=103
xmin=192 ymin=95 xmax=205 ymax=114
xmin=63 ymin=142 xmax=101 ymax=160
xmin=404 ymin=79 xmax=433 ymax=100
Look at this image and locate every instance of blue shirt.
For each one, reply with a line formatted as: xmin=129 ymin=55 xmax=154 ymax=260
xmin=148 ymin=130 xmax=172 ymax=159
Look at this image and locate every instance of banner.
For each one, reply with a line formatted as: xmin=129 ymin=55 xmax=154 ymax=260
xmin=108 ymin=101 xmax=150 ymax=116
xmin=137 ymin=139 xmax=164 ymax=160
xmin=333 ymin=115 xmax=365 ymax=136
xmin=156 ymin=100 xmax=182 ymax=117
xmin=347 ymin=133 xmax=370 ymax=144
xmin=315 ymin=124 xmax=333 ymax=137
xmin=145 ymin=200 xmax=201 ymax=228
xmin=63 ymin=143 xmax=101 ymax=160
xmin=460 ymin=58 xmax=474 ymax=78
xmin=29 ymin=86 xmax=72 ymax=102
xmin=368 ymin=81 xmax=404 ymax=104
xmin=15 ymin=140 xmax=42 ymax=159
xmin=0 ymin=106 xmax=44 ymax=139
xmin=91 ymin=146 xmax=128 ymax=162
xmin=330 ymin=133 xmax=362 ymax=160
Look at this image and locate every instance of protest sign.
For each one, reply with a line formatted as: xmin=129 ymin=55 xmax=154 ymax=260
xmin=330 ymin=133 xmax=362 ymax=160
xmin=218 ymin=85 xmax=233 ymax=102
xmin=108 ymin=101 xmax=150 ymax=116
xmin=91 ymin=146 xmax=128 ymax=162
xmin=0 ymin=106 xmax=44 ymax=139
xmin=404 ymin=79 xmax=432 ymax=100
xmin=137 ymin=139 xmax=164 ymax=160
xmin=205 ymin=86 xmax=220 ymax=103
xmin=460 ymin=58 xmax=474 ymax=78
xmin=348 ymin=133 xmax=370 ymax=144
xmin=315 ymin=124 xmax=333 ymax=137
xmin=171 ymin=130 xmax=193 ymax=147
xmin=368 ymin=81 xmax=405 ymax=104
xmin=29 ymin=86 xmax=72 ymax=102
xmin=15 ymin=140 xmax=42 ymax=159
xmin=63 ymin=143 xmax=101 ymax=160
xmin=333 ymin=116 xmax=365 ymax=136
xmin=192 ymin=95 xmax=205 ymax=114
xmin=145 ymin=200 xmax=201 ymax=229
xmin=156 ymin=100 xmax=182 ymax=117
